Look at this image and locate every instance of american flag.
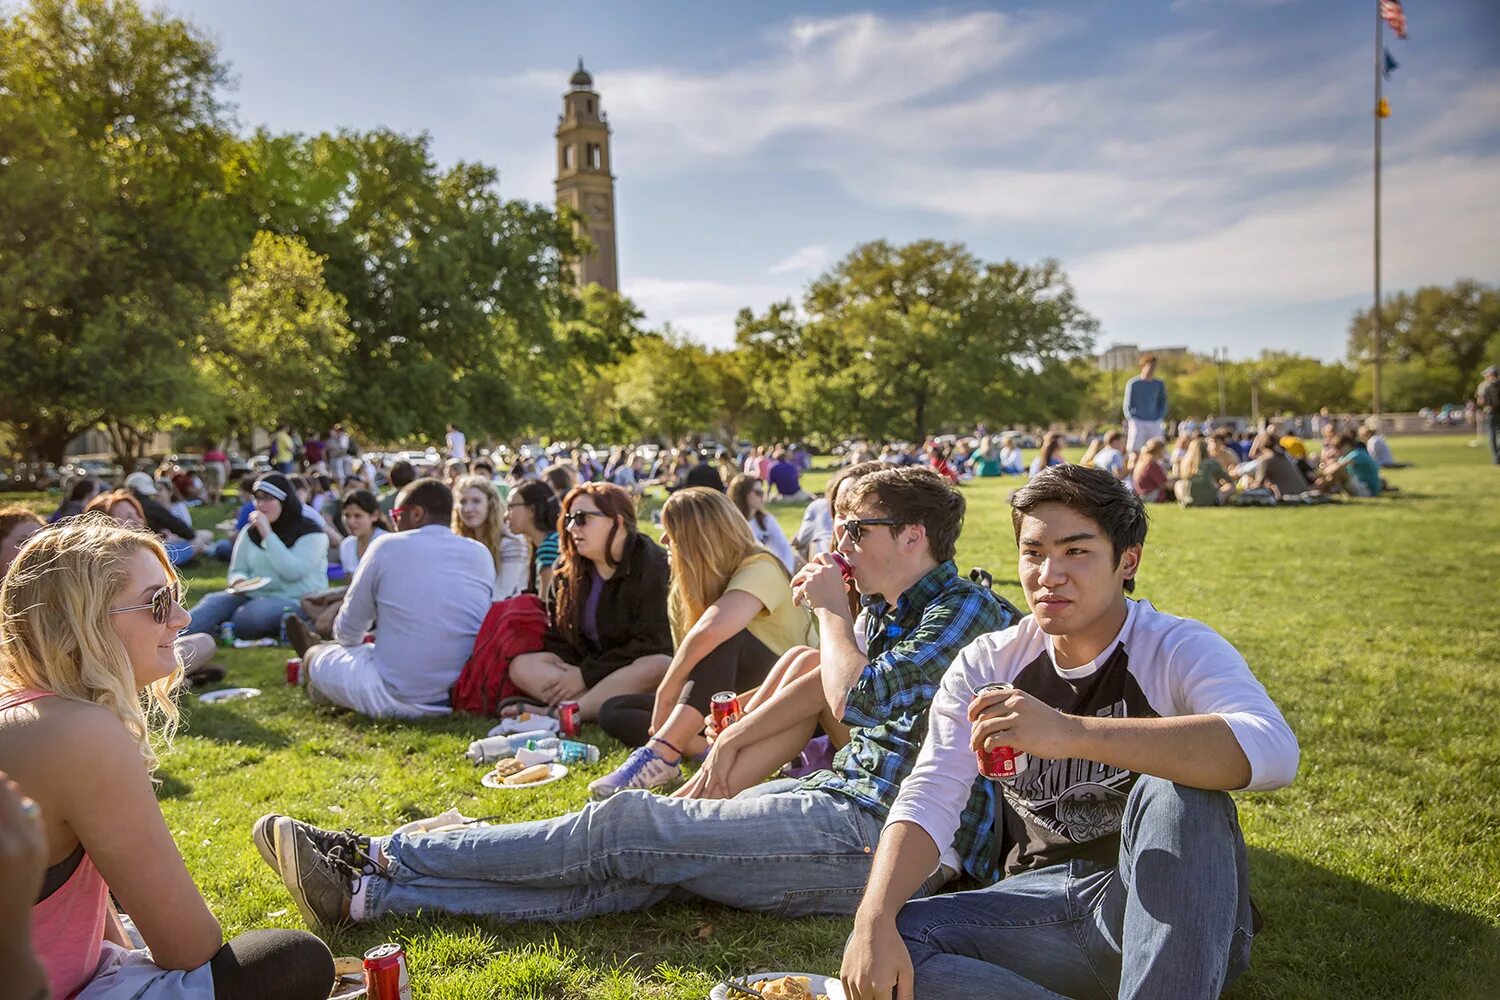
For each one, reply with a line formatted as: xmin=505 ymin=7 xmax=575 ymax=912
xmin=1380 ymin=0 xmax=1407 ymax=40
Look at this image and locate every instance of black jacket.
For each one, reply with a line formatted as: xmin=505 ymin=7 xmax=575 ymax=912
xmin=137 ymin=495 xmax=196 ymax=540
xmin=544 ymin=532 xmax=673 ymax=686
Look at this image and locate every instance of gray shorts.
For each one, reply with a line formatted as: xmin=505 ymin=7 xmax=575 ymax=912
xmin=73 ymin=941 xmax=216 ymax=1000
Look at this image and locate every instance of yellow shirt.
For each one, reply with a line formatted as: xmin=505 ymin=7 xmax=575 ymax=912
xmin=1280 ymin=435 xmax=1307 ymax=459
xmin=669 ymin=552 xmax=816 ymax=655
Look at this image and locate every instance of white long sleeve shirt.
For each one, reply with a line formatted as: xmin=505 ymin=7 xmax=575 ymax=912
xmin=887 ymin=598 xmax=1299 ymax=876
xmin=332 ymin=524 xmax=494 ymax=707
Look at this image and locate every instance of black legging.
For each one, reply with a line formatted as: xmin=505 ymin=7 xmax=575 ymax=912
xmin=209 ymin=928 xmax=334 ymax=1000
xmin=598 ymin=629 xmax=779 ymax=748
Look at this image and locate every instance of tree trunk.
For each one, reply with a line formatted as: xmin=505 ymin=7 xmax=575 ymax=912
xmin=913 ymin=395 xmax=927 ymax=443
xmin=106 ymin=421 xmax=152 ymax=474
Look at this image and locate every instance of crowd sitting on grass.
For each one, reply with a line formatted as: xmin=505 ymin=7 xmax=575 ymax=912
xmin=9 ymin=410 xmax=1442 ymax=998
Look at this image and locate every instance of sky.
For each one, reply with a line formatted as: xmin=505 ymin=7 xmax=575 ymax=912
xmin=158 ymin=0 xmax=1500 ymax=361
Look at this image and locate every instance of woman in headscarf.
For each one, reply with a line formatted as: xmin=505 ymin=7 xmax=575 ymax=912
xmin=183 ymin=474 xmax=328 ymax=639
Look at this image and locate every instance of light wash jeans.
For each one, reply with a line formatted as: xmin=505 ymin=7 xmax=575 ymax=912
xmin=185 ymin=591 xmax=300 ymax=640
xmin=365 ymin=779 xmax=890 ymax=922
xmin=897 ymin=776 xmax=1253 ymax=1000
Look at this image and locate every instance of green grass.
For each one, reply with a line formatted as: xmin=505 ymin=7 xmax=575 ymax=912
xmin=73 ymin=437 xmax=1500 ymax=997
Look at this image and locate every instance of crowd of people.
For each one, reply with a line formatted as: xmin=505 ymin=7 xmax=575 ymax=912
xmin=0 ymin=404 xmax=1319 ymax=1000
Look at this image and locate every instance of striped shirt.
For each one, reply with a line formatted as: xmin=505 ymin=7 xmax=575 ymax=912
xmin=800 ymin=561 xmax=1013 ymax=831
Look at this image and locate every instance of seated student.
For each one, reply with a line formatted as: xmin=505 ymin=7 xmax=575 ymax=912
xmin=1028 ymin=432 xmax=1066 ymax=476
xmin=610 ymin=451 xmax=649 ymax=493
xmin=289 ymin=475 xmax=345 ymax=552
xmin=49 ymin=476 xmax=102 ymax=522
xmin=505 ymin=483 xmax=673 ymax=721
xmin=767 ymin=448 xmax=810 ymax=501
xmin=253 ymin=466 xmax=1008 ymax=931
xmin=453 ymin=474 xmax=528 ymax=600
xmin=1 ymin=506 xmax=45 ymax=579
xmin=842 ymin=465 xmax=1299 ymax=1000
xmin=379 ymin=459 xmax=416 ymax=516
xmin=0 ymin=517 xmax=332 ymax=1000
xmin=998 ymin=434 xmax=1026 ymax=475
xmin=1248 ymin=433 xmax=1311 ymax=499
xmin=154 ymin=478 xmax=193 ymax=529
xmin=1359 ymin=424 xmax=1405 ymax=469
xmin=588 ymin=487 xmax=813 ymax=793
xmin=729 ymin=473 xmax=796 ymax=572
xmin=184 ymin=474 xmax=328 ymax=640
xmin=122 ymin=472 xmax=211 ymax=565
xmin=1174 ymin=437 xmax=1235 ymax=507
xmin=1091 ymin=429 xmax=1128 ymax=479
xmin=336 ymin=489 xmax=390 ymax=576
xmin=1208 ymin=428 xmax=1246 ymax=477
xmin=287 ymin=479 xmax=493 ymax=720
xmin=971 ymin=436 xmax=1003 ymax=478
xmin=1319 ymin=431 xmax=1383 ymax=497
xmin=503 ymin=479 xmax=563 ymax=604
xmin=543 ymin=463 xmax=578 ymax=498
xmin=1131 ymin=437 xmax=1172 ymax=501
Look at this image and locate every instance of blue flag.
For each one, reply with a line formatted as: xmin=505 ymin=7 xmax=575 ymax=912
xmin=1383 ymin=47 xmax=1399 ymax=78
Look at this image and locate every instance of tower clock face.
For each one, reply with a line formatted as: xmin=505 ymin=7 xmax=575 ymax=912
xmin=585 ymin=193 xmax=612 ymax=220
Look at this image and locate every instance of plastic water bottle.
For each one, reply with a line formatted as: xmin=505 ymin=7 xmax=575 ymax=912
xmin=218 ymin=622 xmax=235 ymax=648
xmin=529 ymin=738 xmax=600 ymax=765
xmin=464 ymin=732 xmax=539 ymax=765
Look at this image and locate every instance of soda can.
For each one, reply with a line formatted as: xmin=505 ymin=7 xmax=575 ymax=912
xmin=710 ymin=691 xmax=742 ymax=731
xmin=973 ymin=682 xmax=1029 ymax=781
xmin=285 ymin=657 xmax=302 ymax=686
xmin=557 ymin=700 xmax=580 ymax=738
xmin=218 ymin=622 xmax=234 ymax=648
xmin=362 ymin=942 xmax=412 ymax=1000
xmin=828 ymin=550 xmax=854 ymax=583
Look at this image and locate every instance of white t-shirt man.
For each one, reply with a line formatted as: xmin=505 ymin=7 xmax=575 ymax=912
xmin=887 ymin=598 xmax=1298 ymax=876
xmin=1092 ymin=446 xmax=1126 ymax=478
xmin=445 ymin=428 xmax=467 ymax=462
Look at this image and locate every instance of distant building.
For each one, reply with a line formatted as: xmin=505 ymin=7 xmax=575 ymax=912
xmin=1097 ymin=344 xmax=1189 ymax=370
xmin=554 ymin=59 xmax=618 ymax=291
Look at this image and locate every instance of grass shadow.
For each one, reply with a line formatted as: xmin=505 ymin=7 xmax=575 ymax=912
xmin=1225 ymin=847 xmax=1500 ymax=998
xmin=183 ymin=698 xmax=292 ymax=750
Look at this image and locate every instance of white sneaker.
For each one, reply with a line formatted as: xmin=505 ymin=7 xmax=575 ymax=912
xmin=587 ymin=746 xmax=683 ymax=800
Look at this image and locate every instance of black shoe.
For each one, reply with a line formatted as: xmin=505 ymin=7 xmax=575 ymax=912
xmin=285 ymin=616 xmax=318 ymax=658
xmin=272 ymin=817 xmax=376 ymax=931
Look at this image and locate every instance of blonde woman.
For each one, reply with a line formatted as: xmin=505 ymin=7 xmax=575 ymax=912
xmin=589 ymin=487 xmax=813 ymax=797
xmin=0 ymin=515 xmax=331 ymax=999
xmin=1175 ymin=437 xmax=1235 ymax=507
xmin=452 ymin=474 xmax=527 ymax=600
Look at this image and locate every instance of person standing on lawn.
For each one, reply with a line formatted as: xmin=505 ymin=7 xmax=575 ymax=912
xmin=1478 ymin=365 xmax=1500 ymax=464
xmin=1122 ymin=354 xmax=1168 ymax=459
xmin=841 ymin=464 xmax=1299 ymax=1000
xmin=252 ymin=467 xmax=1010 ymax=930
xmin=288 ymin=478 xmax=493 ymax=720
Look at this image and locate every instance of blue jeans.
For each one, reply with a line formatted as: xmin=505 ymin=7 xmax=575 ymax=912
xmin=163 ymin=540 xmax=197 ymax=566
xmin=365 ymin=779 xmax=888 ymax=922
xmin=897 ymin=777 xmax=1253 ymax=1000
xmin=1485 ymin=412 xmax=1500 ymax=464
xmin=185 ymin=591 xmax=300 ymax=640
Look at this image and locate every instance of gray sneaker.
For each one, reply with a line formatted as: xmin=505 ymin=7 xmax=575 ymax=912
xmin=587 ymin=746 xmax=683 ymax=800
xmin=273 ymin=817 xmax=372 ymax=930
xmin=251 ymin=813 xmax=281 ymax=873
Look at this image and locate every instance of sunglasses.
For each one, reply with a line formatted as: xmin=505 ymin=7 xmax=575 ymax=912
xmin=561 ymin=510 xmax=608 ymax=529
xmin=841 ymin=517 xmax=902 ymax=545
xmin=109 ymin=582 xmax=184 ymax=625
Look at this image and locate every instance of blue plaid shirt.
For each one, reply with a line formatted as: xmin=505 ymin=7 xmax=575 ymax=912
xmin=801 ymin=561 xmax=1013 ymax=875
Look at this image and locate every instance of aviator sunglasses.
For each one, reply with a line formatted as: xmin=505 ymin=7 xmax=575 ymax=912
xmin=108 ymin=582 xmax=184 ymax=625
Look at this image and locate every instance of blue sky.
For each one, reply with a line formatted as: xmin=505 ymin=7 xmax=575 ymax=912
xmin=161 ymin=0 xmax=1499 ymax=360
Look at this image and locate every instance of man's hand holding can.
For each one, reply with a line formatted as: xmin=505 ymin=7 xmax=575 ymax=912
xmin=791 ymin=552 xmax=853 ymax=618
xmin=968 ymin=681 xmax=1080 ymax=777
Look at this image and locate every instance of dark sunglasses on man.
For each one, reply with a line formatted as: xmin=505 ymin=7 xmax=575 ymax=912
xmin=109 ymin=582 xmax=185 ymax=625
xmin=840 ymin=517 xmax=902 ymax=545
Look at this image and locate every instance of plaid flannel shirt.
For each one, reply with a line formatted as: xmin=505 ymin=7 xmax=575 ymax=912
xmin=801 ymin=560 xmax=1013 ymax=883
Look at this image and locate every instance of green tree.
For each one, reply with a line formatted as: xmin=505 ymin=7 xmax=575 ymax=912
xmin=0 ymin=0 xmax=243 ymax=463
xmin=1348 ymin=280 xmax=1500 ymax=408
xmin=612 ymin=332 xmax=719 ymax=442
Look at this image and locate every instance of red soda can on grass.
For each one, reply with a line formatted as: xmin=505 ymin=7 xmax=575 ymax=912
xmin=285 ymin=657 xmax=302 ymax=686
xmin=557 ymin=700 xmax=580 ymax=738
xmin=710 ymin=691 xmax=742 ymax=730
xmin=974 ymin=682 xmax=1029 ymax=780
xmin=363 ymin=942 xmax=412 ymax=1000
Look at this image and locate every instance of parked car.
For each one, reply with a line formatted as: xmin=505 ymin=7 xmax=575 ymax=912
xmin=59 ymin=457 xmax=122 ymax=483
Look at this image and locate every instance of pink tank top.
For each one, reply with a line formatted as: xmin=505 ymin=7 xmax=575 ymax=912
xmin=3 ymin=689 xmax=108 ymax=1000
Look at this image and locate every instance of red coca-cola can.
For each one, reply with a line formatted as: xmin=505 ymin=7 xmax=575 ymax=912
xmin=285 ymin=657 xmax=302 ymax=686
xmin=363 ymin=942 xmax=412 ymax=1000
xmin=710 ymin=691 xmax=742 ymax=730
xmin=828 ymin=550 xmax=854 ymax=583
xmin=557 ymin=700 xmax=580 ymax=738
xmin=974 ymin=682 xmax=1029 ymax=780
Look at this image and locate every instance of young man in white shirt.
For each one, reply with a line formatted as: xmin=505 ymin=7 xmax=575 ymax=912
xmin=1091 ymin=429 xmax=1128 ymax=479
xmin=842 ymin=464 xmax=1299 ymax=1000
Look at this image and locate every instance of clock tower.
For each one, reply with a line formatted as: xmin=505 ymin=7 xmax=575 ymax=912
xmin=555 ymin=59 xmax=618 ymax=291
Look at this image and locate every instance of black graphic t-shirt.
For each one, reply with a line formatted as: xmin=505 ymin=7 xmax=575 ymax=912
xmin=887 ymin=599 xmax=1300 ymax=878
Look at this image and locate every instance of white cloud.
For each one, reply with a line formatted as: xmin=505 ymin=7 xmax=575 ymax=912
xmin=626 ymin=276 xmax=794 ymax=348
xmin=767 ymin=244 xmax=829 ymax=276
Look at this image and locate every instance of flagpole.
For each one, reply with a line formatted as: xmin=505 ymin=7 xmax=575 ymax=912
xmin=1372 ymin=1 xmax=1384 ymax=419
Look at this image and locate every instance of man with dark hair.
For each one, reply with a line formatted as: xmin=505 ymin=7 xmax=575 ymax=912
xmin=681 ymin=449 xmax=726 ymax=492
xmin=255 ymin=464 xmax=1014 ymax=932
xmin=292 ymin=478 xmax=489 ymax=720
xmin=843 ymin=464 xmax=1299 ymax=1000
xmin=767 ymin=448 xmax=810 ymax=501
xmin=378 ymin=460 xmax=416 ymax=516
xmin=1123 ymin=354 xmax=1168 ymax=458
xmin=1475 ymin=366 xmax=1498 ymax=464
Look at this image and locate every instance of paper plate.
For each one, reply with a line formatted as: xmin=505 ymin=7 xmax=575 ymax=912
xmin=197 ymin=686 xmax=262 ymax=704
xmin=215 ymin=519 xmax=237 ymax=532
xmin=481 ymin=762 xmax=568 ymax=789
xmin=709 ymin=973 xmax=845 ymax=1000
xmin=226 ymin=576 xmax=270 ymax=594
xmin=329 ymin=972 xmax=367 ymax=999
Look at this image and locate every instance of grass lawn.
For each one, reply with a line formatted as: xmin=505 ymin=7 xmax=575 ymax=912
xmin=21 ymin=434 xmax=1499 ymax=997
